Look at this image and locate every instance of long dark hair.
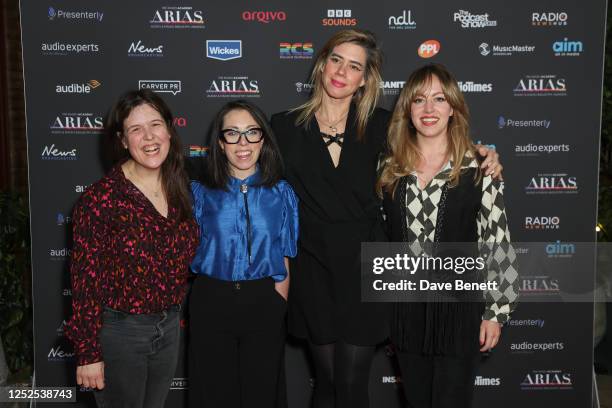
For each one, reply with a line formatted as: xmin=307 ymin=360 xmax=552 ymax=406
xmin=106 ymin=89 xmax=192 ymax=221
xmin=205 ymin=100 xmax=283 ymax=189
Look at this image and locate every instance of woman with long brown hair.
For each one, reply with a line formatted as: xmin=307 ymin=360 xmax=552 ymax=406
xmin=271 ymin=31 xmax=502 ymax=408
xmin=378 ymin=63 xmax=518 ymax=408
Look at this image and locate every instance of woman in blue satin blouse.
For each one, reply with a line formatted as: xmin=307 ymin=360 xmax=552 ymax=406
xmin=188 ymin=100 xmax=299 ymax=408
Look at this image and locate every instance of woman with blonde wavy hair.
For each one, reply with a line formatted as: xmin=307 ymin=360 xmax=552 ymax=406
xmin=271 ymin=31 xmax=502 ymax=408
xmin=378 ymin=63 xmax=518 ymax=408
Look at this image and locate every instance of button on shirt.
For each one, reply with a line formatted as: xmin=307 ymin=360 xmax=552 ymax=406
xmin=190 ymin=172 xmax=299 ymax=282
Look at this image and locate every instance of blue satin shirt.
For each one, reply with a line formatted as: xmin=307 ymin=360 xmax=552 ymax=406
xmin=190 ymin=172 xmax=299 ymax=282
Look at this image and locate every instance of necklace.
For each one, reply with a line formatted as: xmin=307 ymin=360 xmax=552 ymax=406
xmin=316 ymin=111 xmax=348 ymax=134
xmin=126 ymin=165 xmax=162 ymax=198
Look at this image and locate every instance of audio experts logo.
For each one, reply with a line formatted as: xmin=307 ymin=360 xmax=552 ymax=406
xmin=206 ymin=40 xmax=242 ymax=61
xmin=138 ymin=80 xmax=182 ymax=95
xmin=206 ymin=76 xmax=260 ymax=98
xmin=128 ymin=41 xmax=164 ymax=57
xmin=48 ymin=6 xmax=103 ymax=22
xmin=453 ymin=10 xmax=497 ymax=28
xmin=479 ymin=42 xmax=535 ymax=56
xmin=418 ymin=40 xmax=440 ymax=58
xmin=41 ymin=144 xmax=77 ymax=160
xmin=150 ymin=6 xmax=204 ymax=29
xmin=515 ymin=143 xmax=569 ymax=157
xmin=41 ymin=42 xmax=99 ymax=56
xmin=322 ymin=9 xmax=357 ymax=26
xmin=514 ymin=75 xmax=566 ymax=97
xmin=388 ymin=10 xmax=416 ymax=30
xmin=532 ymin=12 xmax=568 ymax=27
xmin=511 ymin=342 xmax=564 ymax=353
xmin=553 ymin=38 xmax=583 ymax=56
xmin=280 ymin=43 xmax=313 ymax=59
xmin=55 ymin=80 xmax=101 ymax=94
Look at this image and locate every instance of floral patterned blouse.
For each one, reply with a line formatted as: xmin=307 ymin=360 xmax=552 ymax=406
xmin=65 ymin=165 xmax=199 ymax=365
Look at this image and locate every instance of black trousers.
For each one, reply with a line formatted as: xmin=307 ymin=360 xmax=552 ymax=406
xmin=188 ymin=275 xmax=287 ymax=408
xmin=396 ymin=352 xmax=480 ymax=408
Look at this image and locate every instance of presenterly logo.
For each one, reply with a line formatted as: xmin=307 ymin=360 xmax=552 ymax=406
xmin=41 ymin=42 xmax=100 ymax=56
xmin=532 ymin=12 xmax=568 ymax=26
xmin=479 ymin=42 xmax=535 ymax=56
xmin=525 ymin=216 xmax=560 ymax=230
xmin=552 ymin=38 xmax=583 ymax=56
xmin=150 ymin=6 xmax=204 ymax=29
xmin=206 ymin=76 xmax=260 ymax=98
xmin=241 ymin=10 xmax=286 ymax=23
xmin=507 ymin=319 xmax=546 ymax=328
xmin=128 ymin=41 xmax=164 ymax=57
xmin=514 ymin=75 xmax=566 ymax=96
xmin=457 ymin=81 xmax=492 ymax=93
xmin=418 ymin=40 xmax=440 ymax=58
xmin=42 ymin=144 xmax=77 ymax=160
xmin=138 ymin=80 xmax=182 ymax=95
xmin=453 ymin=10 xmax=497 ymax=28
xmin=322 ymin=9 xmax=357 ymax=26
xmin=498 ymin=116 xmax=551 ymax=129
xmin=521 ymin=370 xmax=572 ymax=390
xmin=526 ymin=174 xmax=577 ymax=194
xmin=280 ymin=43 xmax=314 ymax=59
xmin=388 ymin=10 xmax=416 ymax=30
xmin=474 ymin=376 xmax=501 ymax=386
xmin=50 ymin=113 xmax=103 ymax=134
xmin=48 ymin=7 xmax=104 ymax=22
xmin=206 ymin=40 xmax=242 ymax=61
xmin=55 ymin=80 xmax=101 ymax=94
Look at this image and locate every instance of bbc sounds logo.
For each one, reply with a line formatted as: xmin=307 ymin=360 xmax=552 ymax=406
xmin=418 ymin=40 xmax=440 ymax=58
xmin=150 ymin=6 xmax=204 ymax=29
xmin=322 ymin=9 xmax=357 ymax=26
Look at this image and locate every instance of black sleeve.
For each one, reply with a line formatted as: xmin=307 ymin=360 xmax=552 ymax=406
xmin=185 ymin=156 xmax=207 ymax=183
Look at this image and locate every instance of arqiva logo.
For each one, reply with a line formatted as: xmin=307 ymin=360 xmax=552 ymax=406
xmin=242 ymin=11 xmax=286 ymax=23
xmin=418 ymin=40 xmax=440 ymax=58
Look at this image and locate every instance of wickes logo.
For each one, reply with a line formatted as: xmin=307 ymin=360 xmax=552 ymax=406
xmin=206 ymin=40 xmax=242 ymax=61
xmin=41 ymin=144 xmax=77 ymax=160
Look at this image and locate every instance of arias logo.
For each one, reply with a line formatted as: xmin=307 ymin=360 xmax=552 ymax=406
xmin=514 ymin=75 xmax=566 ymax=96
xmin=525 ymin=216 xmax=560 ymax=230
xmin=418 ymin=40 xmax=440 ymax=58
xmin=55 ymin=80 xmax=101 ymax=94
xmin=50 ymin=113 xmax=103 ymax=134
xmin=41 ymin=144 xmax=77 ymax=160
xmin=520 ymin=277 xmax=560 ymax=294
xmin=128 ymin=41 xmax=164 ymax=57
xmin=206 ymin=76 xmax=260 ymax=98
xmin=525 ymin=173 xmax=577 ymax=194
xmin=280 ymin=43 xmax=314 ymax=59
xmin=150 ymin=6 xmax=204 ymax=29
xmin=322 ymin=9 xmax=357 ymax=26
xmin=381 ymin=80 xmax=406 ymax=96
xmin=388 ymin=10 xmax=416 ymax=30
xmin=138 ymin=80 xmax=182 ymax=95
xmin=520 ymin=370 xmax=572 ymax=390
xmin=532 ymin=12 xmax=568 ymax=27
xmin=552 ymin=38 xmax=583 ymax=56
xmin=241 ymin=10 xmax=286 ymax=23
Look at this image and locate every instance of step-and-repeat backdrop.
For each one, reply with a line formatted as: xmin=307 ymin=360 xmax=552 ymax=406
xmin=20 ymin=1 xmax=607 ymax=407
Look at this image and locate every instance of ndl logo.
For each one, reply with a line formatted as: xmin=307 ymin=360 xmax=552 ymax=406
xmin=206 ymin=40 xmax=242 ymax=61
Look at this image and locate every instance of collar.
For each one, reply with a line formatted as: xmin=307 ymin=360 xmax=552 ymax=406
xmin=228 ymin=168 xmax=261 ymax=188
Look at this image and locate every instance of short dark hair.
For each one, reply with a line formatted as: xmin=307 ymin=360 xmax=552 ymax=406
xmin=106 ymin=89 xmax=192 ymax=221
xmin=204 ymin=100 xmax=284 ymax=189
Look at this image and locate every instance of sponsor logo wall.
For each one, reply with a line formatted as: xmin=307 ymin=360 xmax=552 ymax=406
xmin=19 ymin=1 xmax=606 ymax=407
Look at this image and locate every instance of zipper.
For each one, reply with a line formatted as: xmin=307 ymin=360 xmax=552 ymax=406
xmin=240 ymin=183 xmax=252 ymax=265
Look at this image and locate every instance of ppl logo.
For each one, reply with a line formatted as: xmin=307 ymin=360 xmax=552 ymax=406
xmin=241 ymin=10 xmax=286 ymax=23
xmin=41 ymin=144 xmax=77 ymax=160
xmin=206 ymin=76 xmax=260 ymax=98
xmin=279 ymin=42 xmax=314 ymax=59
xmin=150 ymin=6 xmax=204 ymax=29
xmin=520 ymin=370 xmax=572 ymax=390
xmin=206 ymin=40 xmax=242 ymax=61
xmin=552 ymin=38 xmax=583 ymax=56
xmin=188 ymin=145 xmax=208 ymax=158
xmin=532 ymin=12 xmax=568 ymax=26
xmin=50 ymin=113 xmax=103 ymax=134
xmin=514 ymin=75 xmax=566 ymax=96
xmin=322 ymin=9 xmax=357 ymax=26
xmin=138 ymin=80 xmax=182 ymax=95
xmin=525 ymin=216 xmax=560 ymax=230
xmin=418 ymin=40 xmax=440 ymax=58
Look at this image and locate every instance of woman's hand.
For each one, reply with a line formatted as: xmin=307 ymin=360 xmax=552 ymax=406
xmin=76 ymin=361 xmax=105 ymax=390
xmin=479 ymin=320 xmax=502 ymax=352
xmin=476 ymin=145 xmax=503 ymax=180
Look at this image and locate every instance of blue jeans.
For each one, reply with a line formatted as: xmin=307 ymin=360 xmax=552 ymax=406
xmin=93 ymin=306 xmax=180 ymax=408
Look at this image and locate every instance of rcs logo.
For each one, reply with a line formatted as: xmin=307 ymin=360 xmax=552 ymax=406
xmin=280 ymin=42 xmax=314 ymax=59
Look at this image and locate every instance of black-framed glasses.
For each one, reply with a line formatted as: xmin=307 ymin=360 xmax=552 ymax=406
xmin=220 ymin=128 xmax=264 ymax=144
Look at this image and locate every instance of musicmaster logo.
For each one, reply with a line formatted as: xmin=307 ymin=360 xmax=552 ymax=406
xmin=128 ymin=41 xmax=164 ymax=57
xmin=56 ymin=80 xmax=101 ymax=94
xmin=41 ymin=144 xmax=77 ymax=160
xmin=48 ymin=6 xmax=103 ymax=22
xmin=206 ymin=40 xmax=242 ymax=61
xmin=479 ymin=42 xmax=535 ymax=56
xmin=322 ymin=9 xmax=357 ymax=26
xmin=150 ymin=6 xmax=204 ymax=29
xmin=206 ymin=76 xmax=260 ymax=98
xmin=514 ymin=75 xmax=566 ymax=96
xmin=139 ymin=80 xmax=182 ymax=95
xmin=50 ymin=113 xmax=103 ymax=134
xmin=520 ymin=370 xmax=572 ymax=390
xmin=280 ymin=43 xmax=313 ymax=59
xmin=526 ymin=173 xmax=577 ymax=194
xmin=41 ymin=42 xmax=100 ymax=56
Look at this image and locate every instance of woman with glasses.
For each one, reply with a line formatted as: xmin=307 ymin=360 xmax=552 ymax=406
xmin=188 ymin=100 xmax=299 ymax=408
